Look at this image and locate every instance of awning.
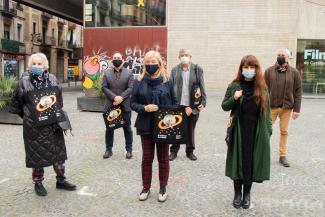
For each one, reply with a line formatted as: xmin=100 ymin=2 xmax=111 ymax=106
xmin=14 ymin=0 xmax=83 ymax=25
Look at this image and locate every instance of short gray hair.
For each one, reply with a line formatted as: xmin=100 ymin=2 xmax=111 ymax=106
xmin=28 ymin=52 xmax=49 ymax=70
xmin=179 ymin=49 xmax=191 ymax=55
xmin=278 ymin=48 xmax=292 ymax=58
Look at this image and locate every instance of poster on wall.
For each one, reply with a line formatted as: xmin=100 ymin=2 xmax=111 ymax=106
xmin=26 ymin=86 xmax=64 ymax=126
xmin=4 ymin=60 xmax=18 ymax=78
xmin=153 ymin=106 xmax=187 ymax=145
xmin=297 ymin=39 xmax=325 ymax=95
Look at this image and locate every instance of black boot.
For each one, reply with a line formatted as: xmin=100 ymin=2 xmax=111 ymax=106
xmin=232 ymin=180 xmax=242 ymax=209
xmin=242 ymin=183 xmax=252 ymax=209
xmin=34 ymin=182 xmax=47 ymax=196
xmin=56 ymin=181 xmax=77 ymax=191
xmin=169 ymin=152 xmax=177 ymax=161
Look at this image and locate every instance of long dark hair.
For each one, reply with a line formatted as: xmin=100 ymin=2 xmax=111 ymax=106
xmin=233 ymin=55 xmax=267 ymax=113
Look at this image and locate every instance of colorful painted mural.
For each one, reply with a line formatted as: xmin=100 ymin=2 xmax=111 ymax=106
xmin=83 ymin=27 xmax=167 ymax=90
xmin=83 ymin=52 xmax=109 ymax=89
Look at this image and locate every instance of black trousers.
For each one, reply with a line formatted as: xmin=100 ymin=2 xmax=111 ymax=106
xmin=170 ymin=114 xmax=199 ymax=154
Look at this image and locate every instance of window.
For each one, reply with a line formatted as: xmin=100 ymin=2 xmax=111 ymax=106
xmin=17 ymin=24 xmax=22 ymax=42
xmin=297 ymin=39 xmax=325 ymax=95
xmin=85 ymin=0 xmax=166 ymax=27
xmin=33 ymin=22 xmax=37 ymax=34
xmin=4 ymin=24 xmax=10 ymax=40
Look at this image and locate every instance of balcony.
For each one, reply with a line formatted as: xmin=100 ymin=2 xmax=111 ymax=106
xmin=1 ymin=38 xmax=25 ymax=54
xmin=0 ymin=0 xmax=17 ymax=18
xmin=43 ymin=36 xmax=57 ymax=46
xmin=58 ymin=39 xmax=68 ymax=49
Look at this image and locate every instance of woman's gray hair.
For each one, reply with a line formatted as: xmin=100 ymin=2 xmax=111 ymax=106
xmin=27 ymin=52 xmax=49 ymax=70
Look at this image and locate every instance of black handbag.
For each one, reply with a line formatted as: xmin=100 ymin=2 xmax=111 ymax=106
xmin=26 ymin=86 xmax=64 ymax=127
xmin=103 ymin=105 xmax=127 ymax=130
xmin=225 ymin=102 xmax=240 ymax=147
xmin=153 ymin=105 xmax=188 ymax=145
xmin=191 ymin=64 xmax=202 ymax=108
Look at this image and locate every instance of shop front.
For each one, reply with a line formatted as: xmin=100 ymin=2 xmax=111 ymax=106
xmin=2 ymin=53 xmax=25 ymax=78
xmin=297 ymin=39 xmax=325 ymax=95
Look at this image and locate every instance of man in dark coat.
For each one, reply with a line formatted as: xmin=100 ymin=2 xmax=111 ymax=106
xmin=102 ymin=52 xmax=134 ymax=159
xmin=9 ymin=52 xmax=76 ymax=196
xmin=169 ymin=49 xmax=207 ymax=161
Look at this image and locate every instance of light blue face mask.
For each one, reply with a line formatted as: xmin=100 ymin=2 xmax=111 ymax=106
xmin=31 ymin=67 xmax=44 ymax=76
xmin=242 ymin=69 xmax=256 ymax=79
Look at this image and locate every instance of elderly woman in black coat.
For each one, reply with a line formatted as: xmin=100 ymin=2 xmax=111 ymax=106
xmin=9 ymin=52 xmax=76 ymax=196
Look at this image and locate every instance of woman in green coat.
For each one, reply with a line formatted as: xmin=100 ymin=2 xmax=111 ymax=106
xmin=221 ymin=55 xmax=272 ymax=209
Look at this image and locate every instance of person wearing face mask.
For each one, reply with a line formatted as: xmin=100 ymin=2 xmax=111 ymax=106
xmin=221 ymin=55 xmax=272 ymax=209
xmin=264 ymin=49 xmax=302 ymax=167
xmin=102 ymin=52 xmax=134 ymax=159
xmin=9 ymin=52 xmax=76 ymax=197
xmin=131 ymin=51 xmax=177 ymax=203
xmin=169 ymin=49 xmax=207 ymax=161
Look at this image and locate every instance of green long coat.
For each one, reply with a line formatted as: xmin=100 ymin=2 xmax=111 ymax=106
xmin=221 ymin=82 xmax=272 ymax=182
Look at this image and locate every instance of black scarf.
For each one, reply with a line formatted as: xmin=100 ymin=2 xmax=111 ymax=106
xmin=144 ymin=74 xmax=164 ymax=105
xmin=30 ymin=70 xmax=51 ymax=90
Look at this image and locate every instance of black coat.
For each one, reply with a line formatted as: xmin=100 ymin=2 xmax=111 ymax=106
xmin=131 ymin=78 xmax=177 ymax=135
xmin=9 ymin=73 xmax=67 ymax=168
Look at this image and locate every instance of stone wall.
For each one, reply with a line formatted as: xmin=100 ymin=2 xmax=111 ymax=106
xmin=167 ymin=0 xmax=325 ymax=91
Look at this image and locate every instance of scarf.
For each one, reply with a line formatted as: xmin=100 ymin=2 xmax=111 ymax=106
xmin=276 ymin=63 xmax=288 ymax=73
xmin=30 ymin=70 xmax=51 ymax=90
xmin=144 ymin=74 xmax=164 ymax=105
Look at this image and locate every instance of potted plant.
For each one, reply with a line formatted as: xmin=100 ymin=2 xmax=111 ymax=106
xmin=0 ymin=76 xmax=22 ymax=124
xmin=83 ymin=76 xmax=104 ymax=98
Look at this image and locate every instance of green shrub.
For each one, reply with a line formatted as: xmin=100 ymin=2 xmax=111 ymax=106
xmin=0 ymin=76 xmax=18 ymax=109
xmin=92 ymin=76 xmax=104 ymax=97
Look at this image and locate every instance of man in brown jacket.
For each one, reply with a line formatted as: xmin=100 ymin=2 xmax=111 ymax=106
xmin=264 ymin=48 xmax=302 ymax=167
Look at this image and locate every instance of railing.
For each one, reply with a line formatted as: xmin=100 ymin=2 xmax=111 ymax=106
xmin=1 ymin=38 xmax=24 ymax=53
xmin=58 ymin=40 xmax=67 ymax=48
xmin=0 ymin=0 xmax=17 ymax=16
xmin=43 ymin=36 xmax=57 ymax=46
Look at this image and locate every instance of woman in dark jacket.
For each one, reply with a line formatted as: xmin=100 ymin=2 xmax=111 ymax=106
xmin=131 ymin=50 xmax=177 ymax=203
xmin=9 ymin=52 xmax=76 ymax=196
xmin=221 ymin=55 xmax=272 ymax=209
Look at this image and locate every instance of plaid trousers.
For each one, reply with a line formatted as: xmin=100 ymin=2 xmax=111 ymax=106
xmin=32 ymin=161 xmax=66 ymax=183
xmin=141 ymin=135 xmax=170 ymax=189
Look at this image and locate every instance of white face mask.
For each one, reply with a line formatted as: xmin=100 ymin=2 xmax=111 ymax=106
xmin=180 ymin=56 xmax=190 ymax=64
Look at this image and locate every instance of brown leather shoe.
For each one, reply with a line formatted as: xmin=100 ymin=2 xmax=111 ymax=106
xmin=279 ymin=156 xmax=290 ymax=167
xmin=103 ymin=150 xmax=113 ymax=159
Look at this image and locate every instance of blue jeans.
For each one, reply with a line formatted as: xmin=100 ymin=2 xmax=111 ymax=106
xmin=105 ymin=111 xmax=133 ymax=151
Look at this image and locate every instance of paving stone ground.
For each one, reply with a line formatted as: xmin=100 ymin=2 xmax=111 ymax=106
xmin=1 ymin=90 xmax=325 ymax=217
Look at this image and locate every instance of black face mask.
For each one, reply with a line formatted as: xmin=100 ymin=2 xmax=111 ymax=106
xmin=277 ymin=56 xmax=286 ymax=65
xmin=112 ymin=59 xmax=123 ymax=68
xmin=145 ymin=64 xmax=160 ymax=75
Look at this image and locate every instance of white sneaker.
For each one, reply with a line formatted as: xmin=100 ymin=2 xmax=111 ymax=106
xmin=139 ymin=189 xmax=150 ymax=201
xmin=158 ymin=191 xmax=168 ymax=202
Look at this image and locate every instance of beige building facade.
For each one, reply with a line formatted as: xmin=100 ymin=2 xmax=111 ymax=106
xmin=1 ymin=0 xmax=83 ymax=82
xmin=167 ymin=0 xmax=325 ymax=92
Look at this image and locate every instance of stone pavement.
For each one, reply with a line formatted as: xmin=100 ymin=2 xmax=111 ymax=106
xmin=1 ymin=90 xmax=325 ymax=217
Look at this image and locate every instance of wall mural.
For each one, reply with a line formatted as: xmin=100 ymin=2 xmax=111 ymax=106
xmin=83 ymin=45 xmax=166 ymax=89
xmin=83 ymin=27 xmax=167 ymax=90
